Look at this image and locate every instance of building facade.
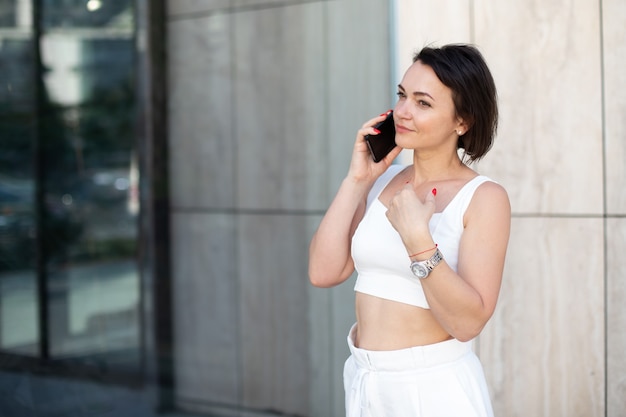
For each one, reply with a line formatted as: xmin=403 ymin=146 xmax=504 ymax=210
xmin=0 ymin=1 xmax=624 ymax=416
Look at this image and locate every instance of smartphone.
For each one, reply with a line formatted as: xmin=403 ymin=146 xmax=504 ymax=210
xmin=364 ymin=111 xmax=396 ymax=163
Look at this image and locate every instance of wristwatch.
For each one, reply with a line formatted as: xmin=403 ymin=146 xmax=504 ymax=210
xmin=410 ymin=248 xmax=443 ymax=280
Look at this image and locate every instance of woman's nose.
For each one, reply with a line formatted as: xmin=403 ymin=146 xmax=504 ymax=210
xmin=393 ymin=101 xmax=409 ymax=118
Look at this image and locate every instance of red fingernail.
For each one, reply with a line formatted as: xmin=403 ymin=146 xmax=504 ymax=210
xmin=432 ymin=188 xmax=437 ymax=196
xmin=379 ymin=112 xmax=388 ymax=116
xmin=373 ymin=128 xmax=381 ymax=134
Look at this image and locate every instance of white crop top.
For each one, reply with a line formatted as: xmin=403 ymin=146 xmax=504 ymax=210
xmin=352 ymin=165 xmax=494 ymax=309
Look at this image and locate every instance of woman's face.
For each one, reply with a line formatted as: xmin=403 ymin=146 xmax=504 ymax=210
xmin=393 ymin=60 xmax=465 ymax=153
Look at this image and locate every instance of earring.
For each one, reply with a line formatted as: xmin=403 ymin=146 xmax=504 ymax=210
xmin=457 ymin=131 xmax=462 ymax=135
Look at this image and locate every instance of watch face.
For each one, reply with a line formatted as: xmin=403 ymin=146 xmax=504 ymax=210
xmin=411 ymin=262 xmax=428 ymax=279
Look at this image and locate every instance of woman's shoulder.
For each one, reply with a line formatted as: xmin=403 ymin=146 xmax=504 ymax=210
xmin=459 ymin=166 xmax=507 ymax=198
xmin=473 ymin=176 xmax=508 ymax=198
xmin=466 ymin=178 xmax=511 ymax=219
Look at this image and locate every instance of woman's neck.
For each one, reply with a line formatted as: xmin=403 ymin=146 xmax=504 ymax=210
xmin=408 ymin=151 xmax=467 ymax=184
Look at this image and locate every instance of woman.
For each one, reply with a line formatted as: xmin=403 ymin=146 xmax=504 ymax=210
xmin=308 ymin=44 xmax=510 ymax=417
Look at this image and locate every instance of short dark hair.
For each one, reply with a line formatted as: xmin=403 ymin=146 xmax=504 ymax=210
xmin=413 ymin=44 xmax=498 ymax=162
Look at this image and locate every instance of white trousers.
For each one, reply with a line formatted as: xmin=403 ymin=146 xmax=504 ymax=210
xmin=343 ymin=324 xmax=494 ymax=417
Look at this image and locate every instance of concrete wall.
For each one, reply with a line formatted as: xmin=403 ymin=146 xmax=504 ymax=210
xmin=166 ymin=0 xmax=626 ymax=416
xmin=167 ymin=1 xmax=390 ymax=416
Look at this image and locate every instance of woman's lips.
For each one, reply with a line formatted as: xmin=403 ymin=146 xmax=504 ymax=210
xmin=395 ymin=124 xmax=412 ymax=134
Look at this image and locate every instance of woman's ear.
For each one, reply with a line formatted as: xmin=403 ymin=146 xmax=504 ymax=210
xmin=455 ymin=117 xmax=471 ymax=136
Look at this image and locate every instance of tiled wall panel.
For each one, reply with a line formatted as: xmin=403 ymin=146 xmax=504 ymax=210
xmin=238 ymin=214 xmax=310 ymax=415
xmin=393 ymin=0 xmax=471 ymax=81
xmin=603 ymin=2 xmax=626 ymax=416
xmin=306 ymin=221 xmax=357 ymax=417
xmin=168 ymin=1 xmax=230 ymax=16
xmin=473 ymin=0 xmax=603 ymax=215
xmin=306 ymin=235 xmax=333 ymax=417
xmin=480 ymin=217 xmax=605 ymax=417
xmin=325 ymin=0 xmax=391 ymax=193
xmin=328 ymin=279 xmax=356 ymax=416
xmin=171 ymin=213 xmax=240 ymax=405
xmin=233 ymin=4 xmax=326 ymax=211
xmin=168 ymin=12 xmax=236 ymax=209
xmin=235 ymin=0 xmax=320 ymax=8
xmin=607 ymin=218 xmax=626 ymax=417
xmin=169 ymin=0 xmax=327 ymax=17
xmin=604 ymin=0 xmax=626 ymax=214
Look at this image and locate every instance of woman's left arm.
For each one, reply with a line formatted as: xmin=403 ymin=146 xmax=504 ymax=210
xmin=386 ymin=181 xmax=511 ymax=341
xmin=422 ymin=182 xmax=511 ymax=341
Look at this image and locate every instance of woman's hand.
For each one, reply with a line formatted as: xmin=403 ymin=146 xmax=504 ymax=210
xmin=347 ymin=111 xmax=402 ymax=184
xmin=386 ymin=185 xmax=437 ymax=252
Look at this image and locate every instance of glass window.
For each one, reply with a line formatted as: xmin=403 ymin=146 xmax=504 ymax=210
xmin=0 ymin=0 xmax=39 ymax=356
xmin=0 ymin=0 xmax=141 ymax=374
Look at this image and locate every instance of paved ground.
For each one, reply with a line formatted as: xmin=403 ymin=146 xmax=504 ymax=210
xmin=0 ymin=370 xmax=294 ymax=417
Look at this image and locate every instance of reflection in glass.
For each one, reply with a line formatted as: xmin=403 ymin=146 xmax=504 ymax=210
xmin=39 ymin=1 xmax=140 ymax=369
xmin=42 ymin=0 xmax=133 ymax=30
xmin=0 ymin=0 xmax=141 ymax=372
xmin=0 ymin=0 xmax=32 ymax=29
xmin=0 ymin=1 xmax=39 ymax=355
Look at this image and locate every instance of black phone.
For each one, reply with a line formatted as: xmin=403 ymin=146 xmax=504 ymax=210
xmin=364 ymin=111 xmax=396 ymax=162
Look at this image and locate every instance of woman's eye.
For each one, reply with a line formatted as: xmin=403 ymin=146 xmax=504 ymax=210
xmin=396 ymin=91 xmax=406 ymax=99
xmin=418 ymin=100 xmax=431 ymax=107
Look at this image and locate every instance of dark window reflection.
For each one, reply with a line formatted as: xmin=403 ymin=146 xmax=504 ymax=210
xmin=40 ymin=1 xmax=139 ymax=367
xmin=0 ymin=7 xmax=39 ymax=354
xmin=1 ymin=0 xmax=140 ymax=373
xmin=42 ymin=0 xmax=132 ymax=29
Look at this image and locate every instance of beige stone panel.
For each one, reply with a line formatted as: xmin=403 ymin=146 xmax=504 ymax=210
xmin=171 ymin=212 xmax=240 ymax=407
xmin=168 ymin=0 xmax=230 ymax=16
xmin=168 ymin=13 xmax=236 ymax=209
xmin=473 ymin=1 xmax=603 ymax=215
xmin=239 ymin=214 xmax=310 ymax=415
xmin=603 ymin=0 xmax=626 ymax=214
xmin=233 ymin=4 xmax=327 ymax=211
xmin=393 ymin=0 xmax=471 ymax=82
xmin=607 ymin=218 xmax=626 ymax=417
xmin=479 ymin=217 xmax=604 ymax=417
xmin=393 ymin=0 xmax=472 ymax=165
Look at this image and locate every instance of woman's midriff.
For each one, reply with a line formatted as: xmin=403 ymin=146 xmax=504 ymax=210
xmin=355 ymin=292 xmax=452 ymax=351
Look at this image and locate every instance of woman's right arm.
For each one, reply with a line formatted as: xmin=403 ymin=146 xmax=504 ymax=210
xmin=308 ymin=112 xmax=403 ymax=288
xmin=308 ymin=178 xmax=371 ymax=287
